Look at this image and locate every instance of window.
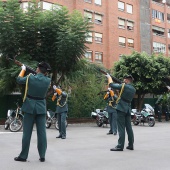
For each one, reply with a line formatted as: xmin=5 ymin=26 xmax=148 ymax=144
xmin=86 ymin=32 xmax=93 ymax=42
xmin=152 ymin=0 xmax=166 ymax=3
xmin=153 ymin=42 xmax=166 ymax=53
xmin=95 ymin=52 xmax=103 ymax=63
xmin=118 ymin=1 xmax=125 ymax=11
xmin=84 ymin=11 xmax=93 ymax=22
xmin=95 ymin=33 xmax=102 ymax=43
xmin=39 ymin=1 xmax=61 ymax=11
xmin=168 ymin=44 xmax=170 ymax=54
xmin=84 ymin=0 xmax=92 ymax=3
xmin=119 ymin=36 xmax=126 ymax=47
xmin=21 ymin=2 xmax=33 ymax=12
xmin=85 ymin=51 xmax=93 ymax=61
xmin=21 ymin=2 xmax=29 ymax=12
xmin=118 ymin=18 xmax=125 ymax=29
xmin=53 ymin=4 xmax=62 ymax=10
xmin=128 ymin=38 xmax=134 ymax=48
xmin=127 ymin=20 xmax=134 ymax=30
xmin=95 ymin=0 xmax=102 ymax=5
xmin=42 ymin=2 xmax=53 ymax=10
xmin=168 ymin=29 xmax=170 ymax=38
xmin=119 ymin=54 xmax=123 ymax=60
xmin=127 ymin=4 xmax=133 ymax=14
xmin=167 ymin=13 xmax=170 ymax=23
xmin=152 ymin=9 xmax=164 ymax=22
xmin=152 ymin=26 xmax=165 ymax=36
xmin=94 ymin=14 xmax=102 ymax=24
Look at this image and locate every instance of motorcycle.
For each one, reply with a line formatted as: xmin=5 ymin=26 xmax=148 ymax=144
xmin=46 ymin=109 xmax=68 ymax=130
xmin=91 ymin=108 xmax=109 ymax=127
xmin=132 ymin=104 xmax=155 ymax=127
xmin=4 ymin=102 xmax=24 ymax=132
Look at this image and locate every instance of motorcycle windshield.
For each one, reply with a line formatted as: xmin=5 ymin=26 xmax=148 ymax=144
xmin=144 ymin=104 xmax=154 ymax=111
xmin=103 ymin=111 xmax=108 ymax=118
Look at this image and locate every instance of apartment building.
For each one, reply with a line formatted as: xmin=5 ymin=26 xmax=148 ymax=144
xmin=19 ymin=0 xmax=170 ymax=68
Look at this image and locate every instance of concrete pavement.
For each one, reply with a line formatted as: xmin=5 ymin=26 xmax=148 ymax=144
xmin=0 ymin=121 xmax=170 ymax=170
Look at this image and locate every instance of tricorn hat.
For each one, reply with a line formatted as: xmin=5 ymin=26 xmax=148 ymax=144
xmin=124 ymin=74 xmax=134 ymax=81
xmin=38 ymin=61 xmax=51 ymax=72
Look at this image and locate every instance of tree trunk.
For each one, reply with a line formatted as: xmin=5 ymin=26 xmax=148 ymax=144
xmin=137 ymin=93 xmax=145 ymax=111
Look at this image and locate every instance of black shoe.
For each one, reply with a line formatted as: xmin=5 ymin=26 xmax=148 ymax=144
xmin=107 ymin=132 xmax=113 ymax=135
xmin=110 ymin=148 xmax=123 ymax=151
xmin=39 ymin=158 xmax=45 ymax=162
xmin=14 ymin=157 xmax=26 ymax=162
xmin=61 ymin=136 xmax=66 ymax=139
xmin=113 ymin=133 xmax=117 ymax=135
xmin=56 ymin=135 xmax=62 ymax=138
xmin=126 ymin=146 xmax=134 ymax=150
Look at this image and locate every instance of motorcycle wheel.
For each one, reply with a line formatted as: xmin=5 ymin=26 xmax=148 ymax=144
xmin=55 ymin=120 xmax=68 ymax=130
xmin=96 ymin=120 xmax=103 ymax=127
xmin=9 ymin=119 xmax=22 ymax=132
xmin=4 ymin=122 xmax=9 ymax=130
xmin=46 ymin=119 xmax=51 ymax=128
xmin=148 ymin=118 xmax=155 ymax=127
xmin=133 ymin=121 xmax=139 ymax=125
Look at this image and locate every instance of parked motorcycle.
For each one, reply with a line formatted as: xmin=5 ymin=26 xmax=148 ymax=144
xmin=91 ymin=108 xmax=109 ymax=127
xmin=4 ymin=102 xmax=24 ymax=132
xmin=132 ymin=104 xmax=155 ymax=127
xmin=46 ymin=109 xmax=68 ymax=130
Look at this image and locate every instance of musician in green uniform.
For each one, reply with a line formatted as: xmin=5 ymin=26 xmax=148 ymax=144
xmin=14 ymin=62 xmax=51 ymax=162
xmin=52 ymin=85 xmax=68 ymax=139
xmin=106 ymin=74 xmax=136 ymax=151
xmin=104 ymin=88 xmax=117 ymax=135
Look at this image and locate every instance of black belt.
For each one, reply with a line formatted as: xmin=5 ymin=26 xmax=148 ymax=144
xmin=27 ymin=95 xmax=44 ymax=100
xmin=121 ymin=98 xmax=131 ymax=104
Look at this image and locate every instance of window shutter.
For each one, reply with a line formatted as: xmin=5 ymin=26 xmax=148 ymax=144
xmin=127 ymin=21 xmax=133 ymax=27
xmin=95 ymin=14 xmax=102 ymax=20
xmin=128 ymin=39 xmax=133 ymax=43
xmin=119 ymin=37 xmax=125 ymax=43
xmin=84 ymin=11 xmax=92 ymax=19
xmin=95 ymin=0 xmax=102 ymax=5
xmin=119 ymin=19 xmax=125 ymax=25
xmin=95 ymin=33 xmax=102 ymax=38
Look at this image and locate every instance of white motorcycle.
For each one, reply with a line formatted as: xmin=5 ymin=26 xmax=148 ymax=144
xmin=132 ymin=104 xmax=155 ymax=127
xmin=91 ymin=108 xmax=109 ymax=127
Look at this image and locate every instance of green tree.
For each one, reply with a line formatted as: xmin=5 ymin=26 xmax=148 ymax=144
xmin=0 ymin=0 xmax=92 ymax=95
xmin=112 ymin=51 xmax=170 ymax=110
xmin=64 ymin=60 xmax=106 ymax=118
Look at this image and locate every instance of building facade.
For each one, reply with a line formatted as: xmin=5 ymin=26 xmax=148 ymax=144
xmin=21 ymin=0 xmax=170 ymax=68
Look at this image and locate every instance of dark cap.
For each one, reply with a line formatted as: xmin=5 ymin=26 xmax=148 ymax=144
xmin=124 ymin=74 xmax=134 ymax=81
xmin=38 ymin=61 xmax=51 ymax=72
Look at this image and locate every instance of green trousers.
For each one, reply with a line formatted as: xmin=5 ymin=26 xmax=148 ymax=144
xmin=116 ymin=110 xmax=134 ymax=149
xmin=19 ymin=112 xmax=47 ymax=159
xmin=57 ymin=111 xmax=67 ymax=137
xmin=108 ymin=110 xmax=117 ymax=134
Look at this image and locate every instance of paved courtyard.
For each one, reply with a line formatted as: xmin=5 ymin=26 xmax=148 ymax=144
xmin=0 ymin=121 xmax=170 ymax=170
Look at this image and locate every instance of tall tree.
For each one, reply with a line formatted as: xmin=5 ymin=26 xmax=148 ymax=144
xmin=0 ymin=0 xmax=92 ymax=95
xmin=112 ymin=51 xmax=170 ymax=110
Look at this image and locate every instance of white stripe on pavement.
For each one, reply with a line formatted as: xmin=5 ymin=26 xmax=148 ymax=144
xmin=0 ymin=132 xmax=22 ymax=134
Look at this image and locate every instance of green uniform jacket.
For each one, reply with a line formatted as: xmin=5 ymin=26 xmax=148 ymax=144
xmin=109 ymin=83 xmax=136 ymax=114
xmin=17 ymin=73 xmax=51 ymax=114
xmin=55 ymin=91 xmax=68 ymax=113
